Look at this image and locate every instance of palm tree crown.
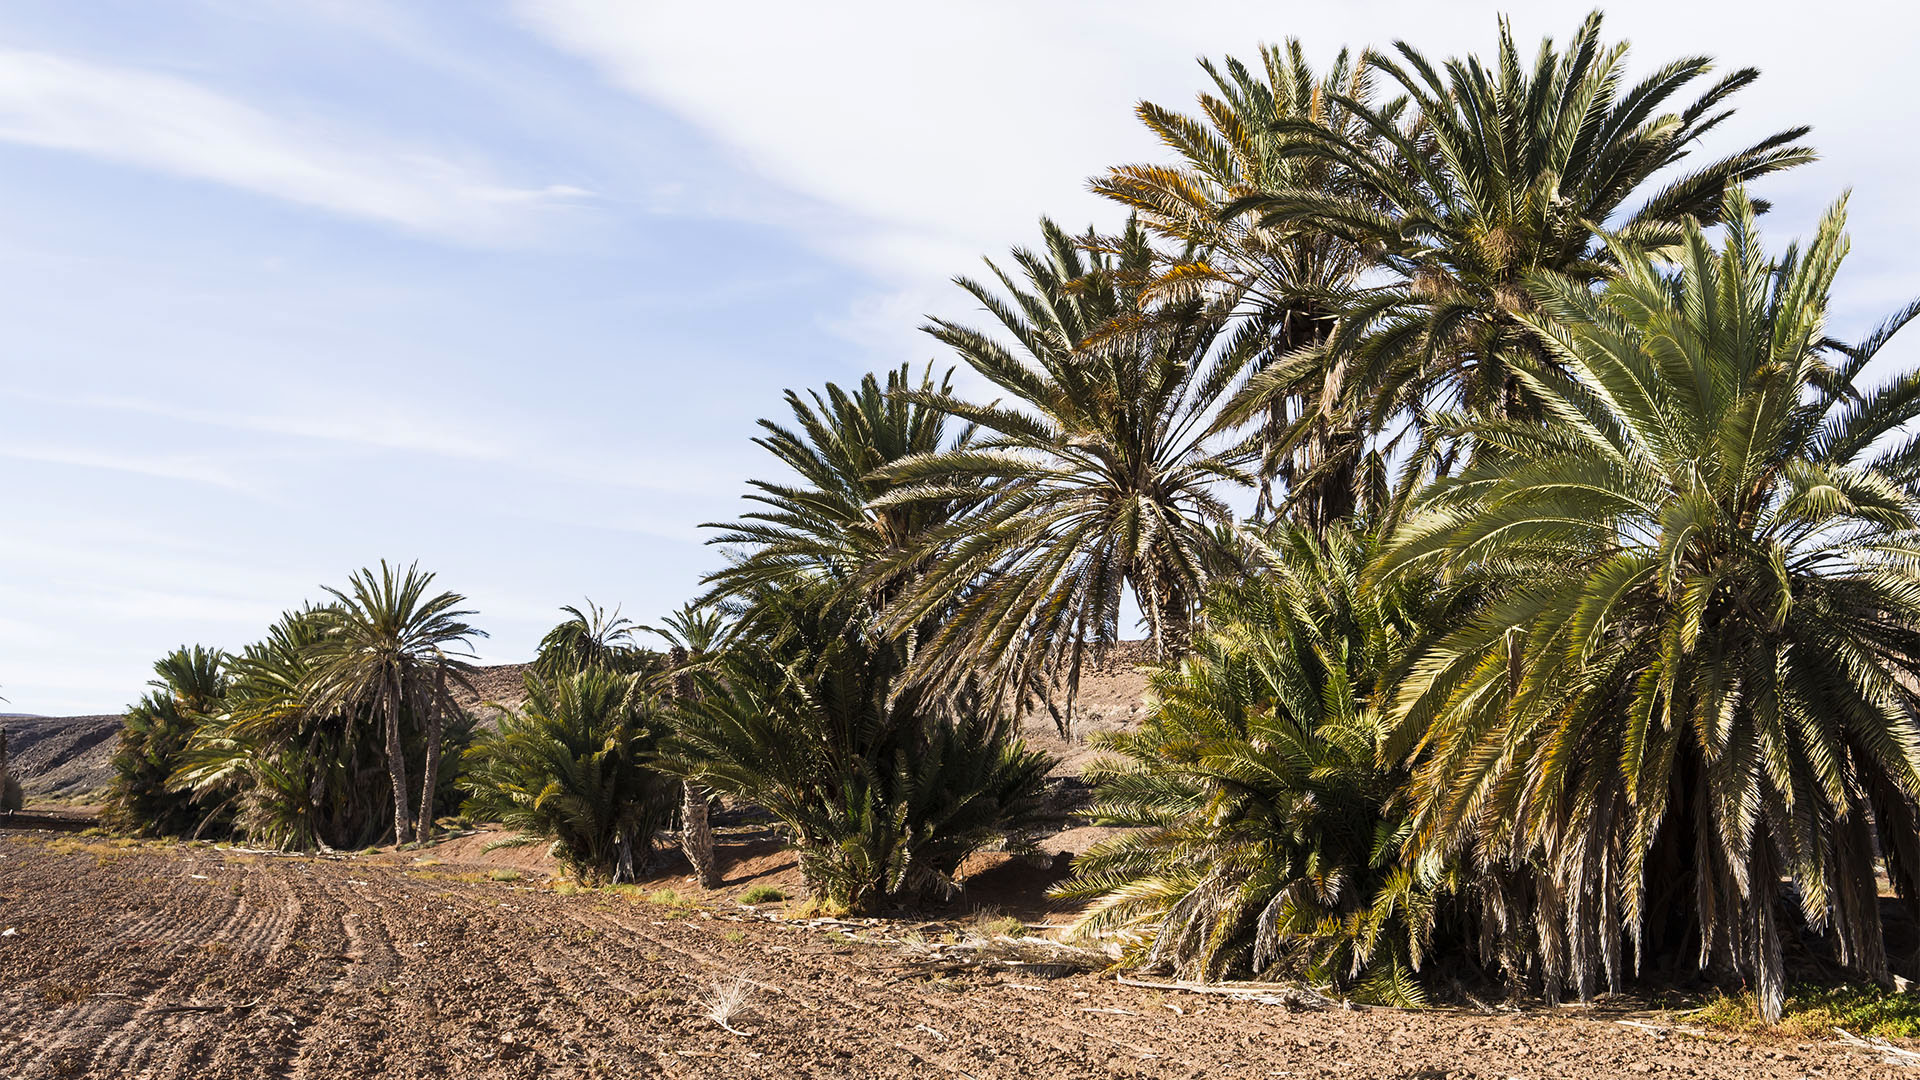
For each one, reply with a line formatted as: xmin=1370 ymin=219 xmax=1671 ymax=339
xmin=1226 ymin=10 xmax=1813 ymax=524
xmin=874 ymin=218 xmax=1256 ymax=724
xmin=307 ymin=561 xmax=484 ymax=845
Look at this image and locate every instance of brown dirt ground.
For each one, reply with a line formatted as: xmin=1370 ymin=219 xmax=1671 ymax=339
xmin=1 ymin=830 xmax=1907 ymax=1080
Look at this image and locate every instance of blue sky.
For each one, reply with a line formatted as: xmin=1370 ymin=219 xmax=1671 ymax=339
xmin=3 ymin=1 xmax=1916 ymax=714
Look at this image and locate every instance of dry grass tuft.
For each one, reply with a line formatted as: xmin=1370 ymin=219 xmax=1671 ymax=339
xmin=700 ymin=973 xmax=758 ymax=1037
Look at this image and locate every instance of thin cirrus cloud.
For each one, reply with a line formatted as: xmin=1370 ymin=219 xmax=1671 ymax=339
xmin=515 ymin=0 xmax=1920 ymax=348
xmin=0 ymin=46 xmax=591 ymax=244
xmin=0 ymin=441 xmax=248 ymax=491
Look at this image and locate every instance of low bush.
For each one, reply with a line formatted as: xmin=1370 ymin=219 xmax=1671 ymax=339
xmin=1056 ymin=527 xmax=1455 ymax=1005
xmin=460 ymin=670 xmax=677 ymax=884
xmin=671 ymin=582 xmax=1053 ymax=914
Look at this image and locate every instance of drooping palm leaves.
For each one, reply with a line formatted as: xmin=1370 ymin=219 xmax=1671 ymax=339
xmin=668 ymin=579 xmax=1053 ymax=913
xmin=1378 ymin=192 xmax=1920 ymax=1018
xmin=1057 ymin=525 xmax=1457 ymax=1002
xmin=702 ymin=364 xmax=972 ymax=607
xmin=461 ymin=669 xmax=676 ymax=884
xmin=306 ymin=561 xmax=484 ymax=844
xmin=1224 ymin=10 xmax=1813 ymax=527
xmin=874 ymin=218 xmax=1256 ymax=725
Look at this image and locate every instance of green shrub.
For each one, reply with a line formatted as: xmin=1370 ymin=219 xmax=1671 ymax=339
xmin=103 ymin=646 xmax=228 ymax=837
xmin=461 ymin=670 xmax=677 ymax=884
xmin=671 ymin=582 xmax=1053 ymax=915
xmin=1056 ymin=526 xmax=1455 ymax=1005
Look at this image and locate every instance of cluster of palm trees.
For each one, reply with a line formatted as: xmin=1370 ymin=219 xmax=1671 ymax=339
xmin=105 ymin=562 xmax=483 ymax=850
xmin=102 ymin=10 xmax=1920 ymax=1018
xmin=684 ymin=11 xmax=1920 ymax=1016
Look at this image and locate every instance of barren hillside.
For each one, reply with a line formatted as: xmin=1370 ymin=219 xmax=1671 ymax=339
xmin=3 ymin=649 xmax=1158 ymax=803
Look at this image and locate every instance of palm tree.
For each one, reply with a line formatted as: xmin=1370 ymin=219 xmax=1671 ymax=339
xmin=533 ymin=600 xmax=646 ymax=678
xmin=461 ymin=669 xmax=675 ymax=884
xmin=700 ymin=364 xmax=971 ymax=606
xmin=1377 ymin=192 xmax=1920 ymax=1018
xmin=644 ymin=602 xmax=731 ymax=889
xmin=1057 ymin=525 xmax=1454 ymax=1002
xmin=173 ymin=607 xmax=391 ymax=850
xmin=105 ymin=645 xmax=229 ymax=837
xmin=1224 ymin=10 xmax=1812 ymax=526
xmin=307 ymin=562 xmax=484 ymax=845
xmin=874 ymin=218 xmax=1256 ymax=725
xmin=669 ymin=579 xmax=1052 ymax=913
xmin=1097 ymin=42 xmax=1382 ymax=530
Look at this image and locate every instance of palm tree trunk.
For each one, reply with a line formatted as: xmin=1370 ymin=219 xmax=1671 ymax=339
xmin=415 ymin=669 xmax=445 ymax=843
xmin=671 ymin=647 xmax=720 ymax=889
xmin=385 ymin=675 xmax=414 ymax=846
xmin=680 ymin=782 xmax=718 ymax=889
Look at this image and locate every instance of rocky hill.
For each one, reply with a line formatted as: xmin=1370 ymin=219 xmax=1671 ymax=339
xmin=2 ymin=712 xmax=122 ymax=801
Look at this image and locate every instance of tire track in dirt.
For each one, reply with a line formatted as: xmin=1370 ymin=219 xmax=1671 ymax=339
xmin=64 ymin=856 xmax=289 ymax=1080
xmin=4 ymin=833 xmax=1913 ymax=1080
xmin=6 ymin=849 xmax=253 ymax=1077
xmin=108 ymin=858 xmax=312 ymax=1080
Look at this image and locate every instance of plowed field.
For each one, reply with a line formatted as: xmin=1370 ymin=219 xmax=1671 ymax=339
xmin=0 ymin=832 xmax=1902 ymax=1079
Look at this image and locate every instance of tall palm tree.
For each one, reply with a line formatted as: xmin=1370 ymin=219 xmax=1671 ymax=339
xmin=873 ymin=218 xmax=1256 ymax=725
xmin=700 ymin=364 xmax=971 ymax=606
xmin=1097 ymin=42 xmax=1382 ymax=529
xmin=175 ymin=607 xmax=394 ymax=850
xmin=1225 ymin=10 xmax=1812 ymax=526
xmin=644 ymin=602 xmax=732 ymax=889
xmin=307 ymin=562 xmax=484 ymax=845
xmin=1377 ymin=192 xmax=1920 ymax=1018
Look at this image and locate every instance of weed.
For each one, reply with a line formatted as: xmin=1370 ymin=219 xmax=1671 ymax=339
xmin=791 ymin=895 xmax=848 ymax=919
xmin=700 ymin=974 xmax=757 ymax=1036
xmin=649 ymin=888 xmax=690 ymax=908
xmin=738 ymin=885 xmax=786 ymax=905
xmin=969 ymin=909 xmax=1026 ymax=939
xmin=1688 ymin=983 xmax=1920 ymax=1039
xmin=723 ymin=930 xmax=747 ymax=944
xmin=487 ymin=869 xmax=523 ymax=882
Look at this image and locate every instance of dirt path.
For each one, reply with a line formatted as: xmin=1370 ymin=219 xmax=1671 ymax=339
xmin=0 ymin=833 xmax=1901 ymax=1079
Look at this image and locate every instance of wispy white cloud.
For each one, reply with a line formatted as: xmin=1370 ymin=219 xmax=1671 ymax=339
xmin=0 ymin=47 xmax=591 ymax=244
xmin=7 ymin=390 xmax=509 ymax=462
xmin=518 ymin=0 xmax=1920 ymax=352
xmin=0 ymin=441 xmax=247 ymax=490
